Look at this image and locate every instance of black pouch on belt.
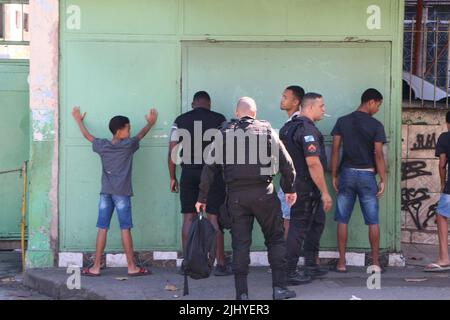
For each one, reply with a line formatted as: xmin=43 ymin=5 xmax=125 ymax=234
xmin=218 ymin=190 xmax=232 ymax=230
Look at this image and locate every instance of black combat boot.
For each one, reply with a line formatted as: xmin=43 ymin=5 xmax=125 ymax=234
xmin=303 ymin=251 xmax=328 ymax=278
xmin=237 ymin=293 xmax=249 ymax=300
xmin=286 ymin=269 xmax=312 ymax=285
xmin=235 ymin=274 xmax=249 ymax=300
xmin=273 ymin=287 xmax=296 ymax=300
xmin=303 ymin=264 xmax=329 ymax=278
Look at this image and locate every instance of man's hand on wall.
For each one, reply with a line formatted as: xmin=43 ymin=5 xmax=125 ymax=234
xmin=72 ymin=106 xmax=86 ymax=123
xmin=145 ymin=108 xmax=158 ymax=126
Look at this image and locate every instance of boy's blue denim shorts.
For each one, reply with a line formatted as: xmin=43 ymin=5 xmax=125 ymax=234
xmin=335 ymin=168 xmax=379 ymax=225
xmin=97 ymin=194 xmax=133 ymax=230
xmin=277 ymin=189 xmax=291 ymax=220
xmin=437 ymin=193 xmax=450 ymax=218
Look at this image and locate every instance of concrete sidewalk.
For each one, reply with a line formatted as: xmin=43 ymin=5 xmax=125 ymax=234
xmin=12 ymin=243 xmax=450 ymax=300
xmin=0 ymin=251 xmax=51 ymax=300
xmin=23 ymin=265 xmax=450 ymax=300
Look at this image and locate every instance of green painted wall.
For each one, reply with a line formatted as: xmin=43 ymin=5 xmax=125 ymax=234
xmin=25 ymin=0 xmax=59 ymax=268
xmin=0 ymin=60 xmax=29 ymax=240
xmin=59 ymin=0 xmax=403 ymax=252
xmin=27 ymin=109 xmax=56 ymax=267
xmin=182 ymin=42 xmax=393 ymax=249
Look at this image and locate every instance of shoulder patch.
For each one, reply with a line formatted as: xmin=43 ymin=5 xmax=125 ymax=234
xmin=307 ymin=144 xmax=317 ymax=153
xmin=304 ymin=135 xmax=315 ymax=143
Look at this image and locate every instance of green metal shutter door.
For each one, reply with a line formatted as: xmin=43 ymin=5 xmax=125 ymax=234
xmin=182 ymin=42 xmax=393 ymax=250
xmin=0 ymin=60 xmax=29 ymax=240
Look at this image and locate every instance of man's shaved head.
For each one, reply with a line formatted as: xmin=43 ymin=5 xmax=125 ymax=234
xmin=236 ymin=97 xmax=257 ymax=119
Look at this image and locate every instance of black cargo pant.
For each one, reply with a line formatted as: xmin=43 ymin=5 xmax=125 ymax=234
xmin=228 ymin=182 xmax=287 ymax=297
xmin=286 ymin=181 xmax=326 ymax=273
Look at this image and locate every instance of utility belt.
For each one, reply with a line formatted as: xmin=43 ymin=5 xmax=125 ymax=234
xmin=295 ymin=175 xmax=320 ymax=197
xmin=226 ymin=176 xmax=273 ymax=191
xmin=181 ymin=164 xmax=204 ymax=170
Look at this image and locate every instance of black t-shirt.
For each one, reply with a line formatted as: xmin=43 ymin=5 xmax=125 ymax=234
xmin=171 ymin=108 xmax=226 ymax=169
xmin=436 ymin=131 xmax=450 ymax=194
xmin=331 ymin=111 xmax=387 ymax=170
xmin=283 ymin=116 xmax=327 ymax=181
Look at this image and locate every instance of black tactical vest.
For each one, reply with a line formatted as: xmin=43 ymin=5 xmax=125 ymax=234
xmin=280 ymin=116 xmax=308 ymax=180
xmin=280 ymin=116 xmax=327 ymax=184
xmin=220 ymin=117 xmax=273 ymax=186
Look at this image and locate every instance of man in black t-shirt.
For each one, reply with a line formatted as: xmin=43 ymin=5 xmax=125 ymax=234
xmin=424 ymin=111 xmax=450 ymax=272
xmin=331 ymin=88 xmax=387 ymax=273
xmin=168 ymin=91 xmax=232 ymax=276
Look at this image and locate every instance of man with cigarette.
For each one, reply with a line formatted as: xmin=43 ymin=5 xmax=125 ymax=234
xmin=279 ymin=92 xmax=332 ymax=284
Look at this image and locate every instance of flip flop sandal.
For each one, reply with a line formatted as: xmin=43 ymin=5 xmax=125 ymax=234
xmin=328 ymin=259 xmax=348 ymax=273
xmin=330 ymin=265 xmax=348 ymax=273
xmin=128 ymin=267 xmax=152 ymax=277
xmin=82 ymin=268 xmax=101 ymax=277
xmin=423 ymin=263 xmax=450 ymax=272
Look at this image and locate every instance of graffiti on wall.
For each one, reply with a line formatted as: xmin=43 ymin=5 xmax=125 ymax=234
xmin=410 ymin=133 xmax=436 ymax=151
xmin=423 ymin=202 xmax=438 ymax=229
xmin=401 ymin=161 xmax=432 ymax=181
xmin=401 ymin=187 xmax=437 ymax=230
xmin=401 ymin=126 xmax=443 ymax=232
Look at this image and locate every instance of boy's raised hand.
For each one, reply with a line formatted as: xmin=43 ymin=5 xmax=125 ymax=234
xmin=136 ymin=108 xmax=158 ymax=141
xmin=71 ymin=106 xmax=95 ymax=142
xmin=72 ymin=106 xmax=86 ymax=122
xmin=145 ymin=108 xmax=158 ymax=126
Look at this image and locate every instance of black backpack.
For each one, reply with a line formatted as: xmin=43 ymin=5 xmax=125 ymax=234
xmin=183 ymin=213 xmax=217 ymax=296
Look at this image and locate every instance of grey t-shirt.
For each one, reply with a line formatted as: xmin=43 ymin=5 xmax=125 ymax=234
xmin=93 ymin=137 xmax=140 ymax=196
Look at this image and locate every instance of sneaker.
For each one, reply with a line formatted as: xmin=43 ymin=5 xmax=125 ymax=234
xmin=214 ymin=264 xmax=233 ymax=276
xmin=273 ymin=287 xmax=296 ymax=300
xmin=304 ymin=265 xmax=328 ymax=278
xmin=287 ymin=271 xmax=312 ymax=286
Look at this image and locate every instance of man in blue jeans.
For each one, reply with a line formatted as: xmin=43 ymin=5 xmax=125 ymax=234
xmin=330 ymin=88 xmax=387 ymax=273
xmin=72 ymin=106 xmax=158 ymax=277
xmin=424 ymin=111 xmax=450 ymax=272
xmin=278 ymin=85 xmax=305 ymax=239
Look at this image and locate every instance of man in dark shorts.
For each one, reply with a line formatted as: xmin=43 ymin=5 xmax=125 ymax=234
xmin=168 ymin=91 xmax=232 ymax=276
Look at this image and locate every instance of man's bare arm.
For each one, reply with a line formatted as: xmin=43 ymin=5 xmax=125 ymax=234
xmin=374 ymin=142 xmax=386 ymax=198
xmin=306 ymin=156 xmax=332 ymax=212
xmin=168 ymin=141 xmax=179 ymax=193
xmin=72 ymin=106 xmax=95 ymax=142
xmin=439 ymin=153 xmax=448 ymax=192
xmin=136 ymin=108 xmax=158 ymax=141
xmin=331 ymin=135 xmax=342 ymax=192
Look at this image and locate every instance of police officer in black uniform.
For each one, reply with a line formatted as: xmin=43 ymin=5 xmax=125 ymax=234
xmin=279 ymin=92 xmax=333 ymax=284
xmin=195 ymin=97 xmax=298 ymax=300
